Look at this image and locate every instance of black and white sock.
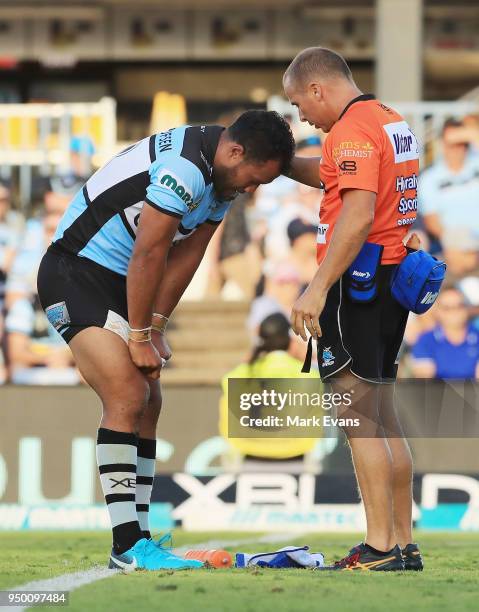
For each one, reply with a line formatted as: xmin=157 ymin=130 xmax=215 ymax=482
xmin=136 ymin=438 xmax=156 ymax=539
xmin=96 ymin=428 xmax=143 ymax=554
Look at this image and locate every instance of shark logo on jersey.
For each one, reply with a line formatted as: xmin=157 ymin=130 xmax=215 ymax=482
xmin=158 ymin=170 xmax=199 ymax=211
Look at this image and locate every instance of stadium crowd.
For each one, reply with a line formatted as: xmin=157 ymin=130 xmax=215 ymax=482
xmin=1 ymin=116 xmax=479 ymax=384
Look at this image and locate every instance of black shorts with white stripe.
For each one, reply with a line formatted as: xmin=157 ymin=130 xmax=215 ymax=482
xmin=317 ymin=265 xmax=409 ymax=383
xmin=37 ymin=244 xmax=128 ymax=344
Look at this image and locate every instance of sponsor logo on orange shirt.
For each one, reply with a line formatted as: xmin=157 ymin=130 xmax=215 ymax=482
xmin=333 ymin=141 xmax=375 ymax=162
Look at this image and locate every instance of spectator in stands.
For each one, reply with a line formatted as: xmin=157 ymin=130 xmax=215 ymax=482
xmin=286 ymin=218 xmax=318 ymax=285
xmin=264 ymin=136 xmax=322 ymax=261
xmin=0 ymin=182 xmax=24 ymax=308
xmin=252 ymin=135 xmax=321 ymax=227
xmin=452 ymin=113 xmax=479 ymax=156
xmin=247 ymin=261 xmax=301 ymax=334
xmin=411 ymin=286 xmax=479 ymax=379
xmin=206 ymin=193 xmax=263 ymax=300
xmin=5 ymin=292 xmax=80 ymax=385
xmin=0 ymin=313 xmax=6 ymax=384
xmin=5 ymin=213 xmax=61 ymax=308
xmin=219 ymin=312 xmax=319 ymax=472
xmin=252 ymin=169 xmax=297 ymax=226
xmin=296 ymin=135 xmax=322 ymax=158
xmin=19 ymin=184 xmax=71 ymax=282
xmin=4 ymin=210 xmax=79 ymax=384
xmin=68 ymin=135 xmax=95 ymax=180
xmin=264 ymin=183 xmax=320 ymax=262
xmin=457 ymin=276 xmax=479 ymax=332
xmin=33 ymin=136 xmax=95 ymax=207
xmin=419 ymin=118 xmax=479 ymax=276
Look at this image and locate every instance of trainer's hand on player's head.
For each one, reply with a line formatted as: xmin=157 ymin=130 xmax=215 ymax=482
xmin=290 ymin=285 xmax=326 ymax=342
xmin=128 ymin=340 xmax=164 ymax=379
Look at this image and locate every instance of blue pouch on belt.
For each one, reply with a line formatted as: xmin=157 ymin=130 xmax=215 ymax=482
xmin=390 ymin=249 xmax=446 ymax=314
xmin=346 ymin=242 xmax=384 ymax=303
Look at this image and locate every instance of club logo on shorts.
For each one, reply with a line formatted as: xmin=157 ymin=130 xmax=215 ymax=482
xmin=322 ymin=347 xmax=335 ymax=367
xmin=45 ymin=301 xmax=71 ymax=330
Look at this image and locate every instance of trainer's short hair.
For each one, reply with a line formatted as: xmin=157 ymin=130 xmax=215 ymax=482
xmin=284 ymin=47 xmax=353 ymax=87
xmin=226 ymin=110 xmax=295 ymax=175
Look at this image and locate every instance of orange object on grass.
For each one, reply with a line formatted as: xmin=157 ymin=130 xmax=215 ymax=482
xmin=184 ymin=549 xmax=232 ymax=568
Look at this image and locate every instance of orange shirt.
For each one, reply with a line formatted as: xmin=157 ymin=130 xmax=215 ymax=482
xmin=317 ymin=95 xmax=419 ymax=265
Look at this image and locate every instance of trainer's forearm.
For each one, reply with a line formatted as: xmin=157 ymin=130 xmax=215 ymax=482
xmin=312 ymin=202 xmax=373 ymax=293
xmin=127 ymin=241 xmax=171 ymax=329
xmin=287 ymin=156 xmax=322 ymax=188
xmin=154 ymin=226 xmax=216 ymax=317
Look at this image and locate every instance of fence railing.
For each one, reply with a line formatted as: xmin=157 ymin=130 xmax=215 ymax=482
xmin=0 ymin=97 xmax=116 ymax=207
xmin=393 ymin=101 xmax=478 ymax=166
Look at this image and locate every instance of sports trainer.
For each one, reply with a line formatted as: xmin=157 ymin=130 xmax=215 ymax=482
xmin=37 ymin=111 xmax=295 ymax=571
xmin=283 ymin=47 xmax=423 ymax=571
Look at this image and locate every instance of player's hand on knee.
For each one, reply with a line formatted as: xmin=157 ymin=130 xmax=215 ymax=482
xmin=152 ymin=331 xmax=172 ymax=361
xmin=128 ymin=340 xmax=164 ymax=379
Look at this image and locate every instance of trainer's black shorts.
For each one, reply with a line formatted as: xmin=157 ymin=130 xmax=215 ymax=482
xmin=317 ymin=264 xmax=409 ymax=383
xmin=37 ymin=244 xmax=128 ymax=344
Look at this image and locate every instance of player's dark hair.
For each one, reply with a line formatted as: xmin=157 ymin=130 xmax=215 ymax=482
xmin=227 ymin=110 xmax=295 ymax=174
xmin=284 ymin=46 xmax=353 ymax=86
xmin=249 ymin=312 xmax=291 ymax=365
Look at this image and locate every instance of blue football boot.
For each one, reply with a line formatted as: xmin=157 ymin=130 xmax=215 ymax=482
xmin=109 ymin=538 xmax=203 ymax=571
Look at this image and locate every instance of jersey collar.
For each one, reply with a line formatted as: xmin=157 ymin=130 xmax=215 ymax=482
xmin=201 ymin=125 xmax=225 ymax=171
xmin=338 ymin=93 xmax=375 ymax=121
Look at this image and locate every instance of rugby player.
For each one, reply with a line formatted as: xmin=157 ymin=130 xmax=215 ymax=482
xmin=283 ymin=48 xmax=423 ymax=571
xmin=37 ymin=110 xmax=295 ymax=571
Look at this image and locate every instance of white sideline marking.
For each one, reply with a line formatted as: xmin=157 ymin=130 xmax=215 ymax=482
xmin=6 ymin=532 xmax=303 ymax=611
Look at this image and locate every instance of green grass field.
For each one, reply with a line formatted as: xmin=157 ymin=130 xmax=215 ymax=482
xmin=2 ymin=531 xmax=478 ymax=611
